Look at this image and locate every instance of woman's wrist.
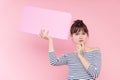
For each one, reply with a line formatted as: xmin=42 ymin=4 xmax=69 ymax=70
xmin=78 ymin=50 xmax=84 ymax=57
xmin=48 ymin=37 xmax=52 ymax=41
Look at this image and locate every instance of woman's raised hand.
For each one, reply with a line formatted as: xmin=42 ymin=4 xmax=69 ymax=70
xmin=39 ymin=29 xmax=52 ymax=40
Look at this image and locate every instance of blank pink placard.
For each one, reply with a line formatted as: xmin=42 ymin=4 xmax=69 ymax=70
xmin=20 ymin=6 xmax=72 ymax=40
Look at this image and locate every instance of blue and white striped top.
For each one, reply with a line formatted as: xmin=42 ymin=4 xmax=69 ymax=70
xmin=49 ymin=50 xmax=101 ymax=80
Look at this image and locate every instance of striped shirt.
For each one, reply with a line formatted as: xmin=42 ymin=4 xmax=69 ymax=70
xmin=49 ymin=50 xmax=101 ymax=80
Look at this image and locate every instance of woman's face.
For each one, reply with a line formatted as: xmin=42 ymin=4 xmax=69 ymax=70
xmin=71 ymin=30 xmax=88 ymax=45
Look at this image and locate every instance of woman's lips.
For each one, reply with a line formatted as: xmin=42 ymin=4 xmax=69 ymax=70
xmin=79 ymin=40 xmax=83 ymax=42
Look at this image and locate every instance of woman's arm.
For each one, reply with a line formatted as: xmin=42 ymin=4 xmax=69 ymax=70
xmin=39 ymin=29 xmax=54 ymax=52
xmin=40 ymin=29 xmax=67 ymax=66
xmin=48 ymin=38 xmax=54 ymax=52
xmin=49 ymin=52 xmax=68 ymax=66
xmin=78 ymin=49 xmax=101 ymax=79
xmin=77 ymin=51 xmax=90 ymax=69
xmin=48 ymin=38 xmax=67 ymax=66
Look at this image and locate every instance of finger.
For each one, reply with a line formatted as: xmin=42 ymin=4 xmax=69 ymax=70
xmin=80 ymin=44 xmax=82 ymax=47
xmin=42 ymin=29 xmax=46 ymax=36
xmin=40 ymin=29 xmax=44 ymax=36
xmin=43 ymin=29 xmax=45 ymax=33
xmin=80 ymin=42 xmax=84 ymax=47
xmin=39 ymin=30 xmax=42 ymax=37
xmin=46 ymin=30 xmax=49 ymax=35
xmin=39 ymin=33 xmax=43 ymax=38
xmin=40 ymin=33 xmax=43 ymax=38
xmin=40 ymin=30 xmax=44 ymax=37
xmin=78 ymin=44 xmax=82 ymax=48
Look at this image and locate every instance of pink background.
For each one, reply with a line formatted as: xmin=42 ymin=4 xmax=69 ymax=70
xmin=0 ymin=0 xmax=120 ymax=80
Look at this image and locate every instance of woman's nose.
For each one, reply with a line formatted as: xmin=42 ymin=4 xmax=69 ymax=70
xmin=78 ymin=34 xmax=82 ymax=37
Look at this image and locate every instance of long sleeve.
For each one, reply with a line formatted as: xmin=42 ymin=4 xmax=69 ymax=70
xmin=49 ymin=52 xmax=68 ymax=66
xmin=86 ymin=50 xmax=101 ymax=79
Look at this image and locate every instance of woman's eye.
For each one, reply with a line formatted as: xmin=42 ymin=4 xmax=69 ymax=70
xmin=75 ymin=33 xmax=79 ymax=35
xmin=82 ymin=33 xmax=86 ymax=35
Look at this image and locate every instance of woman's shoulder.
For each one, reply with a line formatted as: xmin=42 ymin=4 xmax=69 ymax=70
xmin=85 ymin=47 xmax=101 ymax=56
xmin=87 ymin=47 xmax=100 ymax=52
xmin=84 ymin=47 xmax=101 ymax=54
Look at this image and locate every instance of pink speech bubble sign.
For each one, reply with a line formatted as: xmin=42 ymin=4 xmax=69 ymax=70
xmin=20 ymin=6 xmax=72 ymax=40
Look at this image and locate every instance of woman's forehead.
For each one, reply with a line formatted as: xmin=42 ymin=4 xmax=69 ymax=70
xmin=76 ymin=29 xmax=85 ymax=33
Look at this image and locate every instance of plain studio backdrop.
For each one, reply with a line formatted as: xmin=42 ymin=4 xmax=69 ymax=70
xmin=0 ymin=0 xmax=120 ymax=80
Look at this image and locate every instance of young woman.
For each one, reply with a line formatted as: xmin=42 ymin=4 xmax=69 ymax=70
xmin=40 ymin=20 xmax=101 ymax=80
